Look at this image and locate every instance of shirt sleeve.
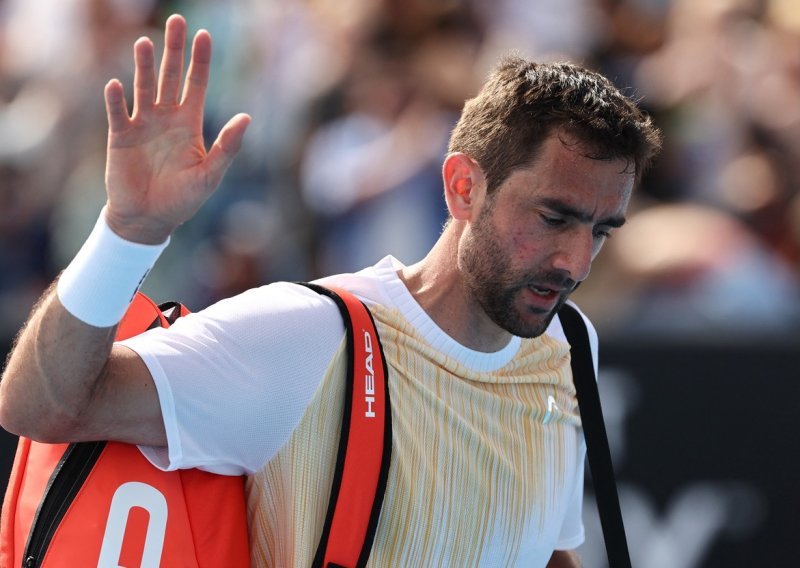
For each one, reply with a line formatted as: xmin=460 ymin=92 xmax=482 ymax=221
xmin=120 ymin=282 xmax=346 ymax=475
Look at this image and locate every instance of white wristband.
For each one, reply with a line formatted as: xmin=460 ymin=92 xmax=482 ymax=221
xmin=56 ymin=207 xmax=170 ymax=327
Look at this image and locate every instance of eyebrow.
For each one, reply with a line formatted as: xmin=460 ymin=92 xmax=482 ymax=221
xmin=539 ymin=198 xmax=627 ymax=228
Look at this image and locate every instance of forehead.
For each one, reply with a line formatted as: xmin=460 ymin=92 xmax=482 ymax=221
xmin=498 ymin=133 xmax=635 ymax=213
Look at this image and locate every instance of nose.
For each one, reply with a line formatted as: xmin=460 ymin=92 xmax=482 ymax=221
xmin=551 ymin=229 xmax=594 ymax=283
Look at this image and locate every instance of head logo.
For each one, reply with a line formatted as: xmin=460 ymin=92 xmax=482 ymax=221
xmin=364 ymin=330 xmax=376 ymax=418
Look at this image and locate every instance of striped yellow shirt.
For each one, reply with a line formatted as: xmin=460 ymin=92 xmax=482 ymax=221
xmin=247 ymin=274 xmax=585 ymax=566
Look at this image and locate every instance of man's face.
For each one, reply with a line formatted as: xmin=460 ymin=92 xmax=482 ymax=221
xmin=460 ymin=134 xmax=634 ymax=338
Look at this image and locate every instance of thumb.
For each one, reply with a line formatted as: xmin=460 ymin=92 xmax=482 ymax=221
xmin=205 ymin=113 xmax=251 ymax=187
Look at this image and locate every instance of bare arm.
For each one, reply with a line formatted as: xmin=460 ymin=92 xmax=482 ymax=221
xmin=0 ymin=286 xmax=163 ymax=444
xmin=547 ymin=550 xmax=582 ymax=568
xmin=0 ymin=14 xmax=249 ymax=445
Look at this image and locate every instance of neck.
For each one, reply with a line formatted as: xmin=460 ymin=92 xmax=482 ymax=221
xmin=398 ymin=223 xmax=513 ymax=353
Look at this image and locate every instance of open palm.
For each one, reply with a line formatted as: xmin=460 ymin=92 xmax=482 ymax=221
xmin=103 ymin=14 xmax=250 ymax=244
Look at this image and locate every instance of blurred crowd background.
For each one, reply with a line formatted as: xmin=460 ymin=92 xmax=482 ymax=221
xmin=2 ymin=0 xmax=800 ymax=340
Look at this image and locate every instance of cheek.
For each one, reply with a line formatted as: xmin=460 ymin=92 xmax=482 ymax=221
xmin=509 ymin=229 xmax=546 ymax=263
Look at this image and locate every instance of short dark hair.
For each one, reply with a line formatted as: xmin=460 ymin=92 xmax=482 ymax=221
xmin=448 ymin=55 xmax=662 ymax=193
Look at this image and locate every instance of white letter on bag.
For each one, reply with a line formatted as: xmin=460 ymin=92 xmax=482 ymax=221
xmin=97 ymin=481 xmax=168 ymax=568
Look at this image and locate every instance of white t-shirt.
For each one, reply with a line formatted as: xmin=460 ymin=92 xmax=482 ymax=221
xmin=121 ymin=255 xmax=598 ymax=565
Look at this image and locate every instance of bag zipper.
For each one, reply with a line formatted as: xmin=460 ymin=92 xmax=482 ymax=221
xmin=22 ymin=441 xmax=106 ymax=567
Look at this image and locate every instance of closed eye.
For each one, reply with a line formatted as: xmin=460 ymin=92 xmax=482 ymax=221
xmin=536 ymin=198 xmax=627 ymax=234
xmin=541 ymin=214 xmax=566 ymax=227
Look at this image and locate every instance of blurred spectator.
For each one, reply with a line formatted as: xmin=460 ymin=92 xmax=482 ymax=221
xmin=300 ymin=47 xmax=458 ymax=273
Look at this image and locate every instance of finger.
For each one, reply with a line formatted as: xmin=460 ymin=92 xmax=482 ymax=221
xmin=204 ymin=113 xmax=251 ymax=187
xmin=104 ymin=79 xmax=131 ymax=133
xmin=132 ymin=37 xmax=155 ymax=117
xmin=156 ymin=14 xmax=187 ymax=106
xmin=181 ymin=29 xmax=212 ymax=108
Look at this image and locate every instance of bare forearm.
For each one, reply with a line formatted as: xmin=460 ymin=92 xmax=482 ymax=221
xmin=0 ymin=281 xmax=116 ymax=441
xmin=2 ymin=15 xmax=247 ymax=447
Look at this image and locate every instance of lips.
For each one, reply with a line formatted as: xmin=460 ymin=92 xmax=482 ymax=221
xmin=523 ymin=285 xmax=560 ymax=310
xmin=529 ymin=285 xmax=556 ymax=297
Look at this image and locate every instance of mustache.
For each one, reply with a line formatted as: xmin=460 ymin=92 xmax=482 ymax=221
xmin=524 ymin=272 xmax=578 ymax=293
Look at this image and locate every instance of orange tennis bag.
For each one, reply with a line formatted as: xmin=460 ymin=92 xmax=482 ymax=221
xmin=0 ymin=285 xmax=391 ymax=568
xmin=0 ymin=293 xmax=250 ymax=568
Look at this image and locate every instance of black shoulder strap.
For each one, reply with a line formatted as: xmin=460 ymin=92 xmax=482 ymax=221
xmin=300 ymin=283 xmax=392 ymax=568
xmin=558 ymin=303 xmax=631 ymax=568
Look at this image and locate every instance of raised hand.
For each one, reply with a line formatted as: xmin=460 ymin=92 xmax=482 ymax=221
xmin=103 ymin=14 xmax=251 ymax=244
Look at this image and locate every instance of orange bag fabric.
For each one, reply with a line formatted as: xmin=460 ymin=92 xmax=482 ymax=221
xmin=0 ymin=293 xmax=250 ymax=567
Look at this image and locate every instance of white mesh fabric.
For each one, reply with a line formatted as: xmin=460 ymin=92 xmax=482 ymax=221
xmin=126 ymin=281 xmax=347 ymax=474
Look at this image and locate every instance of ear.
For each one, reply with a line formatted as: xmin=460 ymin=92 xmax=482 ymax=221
xmin=442 ymin=153 xmax=486 ymax=221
